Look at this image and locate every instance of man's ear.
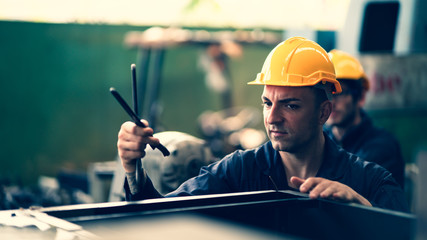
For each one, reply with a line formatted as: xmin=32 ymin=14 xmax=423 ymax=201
xmin=319 ymin=100 xmax=332 ymax=125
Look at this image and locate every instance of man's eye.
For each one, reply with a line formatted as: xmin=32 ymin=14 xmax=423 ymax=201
xmin=262 ymin=102 xmax=272 ymax=107
xmin=286 ymin=104 xmax=299 ymax=110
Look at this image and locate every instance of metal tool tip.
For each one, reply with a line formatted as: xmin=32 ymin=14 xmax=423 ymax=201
xmin=109 ymin=87 xmax=116 ymax=92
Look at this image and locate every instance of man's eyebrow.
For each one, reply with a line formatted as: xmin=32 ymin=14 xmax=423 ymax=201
xmin=262 ymin=96 xmax=270 ymax=101
xmin=262 ymin=96 xmax=301 ymax=103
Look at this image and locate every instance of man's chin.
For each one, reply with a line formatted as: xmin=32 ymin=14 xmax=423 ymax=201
xmin=271 ymin=141 xmax=289 ymax=151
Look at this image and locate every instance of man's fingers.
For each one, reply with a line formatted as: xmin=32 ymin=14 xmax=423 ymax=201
xmin=306 ymin=179 xmax=330 ymax=198
xmin=118 ymin=139 xmax=147 ymax=153
xmin=119 ymin=125 xmax=159 ymax=148
xmin=318 ymin=186 xmax=336 ymax=199
xmin=290 ymin=177 xmax=372 ymax=206
xmin=298 ymin=177 xmax=322 ymax=193
xmin=140 ymin=119 xmax=149 ymax=127
xmin=289 ymin=176 xmax=306 ymax=189
xmin=117 ymin=119 xmax=158 ymax=173
xmin=121 ymin=121 xmax=154 ymax=136
xmin=307 ymin=180 xmax=354 ymax=202
xmin=296 ymin=177 xmax=334 ymax=199
xmin=120 ymin=149 xmax=146 ymax=161
xmin=331 ymin=191 xmax=351 ymax=202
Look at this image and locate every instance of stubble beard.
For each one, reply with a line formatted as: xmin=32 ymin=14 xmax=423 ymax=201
xmin=268 ymin=118 xmax=320 ymax=154
xmin=268 ymin=130 xmax=301 ymax=153
xmin=331 ymin=109 xmax=356 ymax=129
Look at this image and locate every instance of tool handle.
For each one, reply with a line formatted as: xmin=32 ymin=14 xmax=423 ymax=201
xmin=110 ymin=87 xmax=170 ymax=157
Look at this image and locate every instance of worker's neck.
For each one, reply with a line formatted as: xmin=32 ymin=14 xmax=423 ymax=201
xmin=332 ymin=109 xmax=362 ymax=142
xmin=280 ymin=132 xmax=325 ymax=188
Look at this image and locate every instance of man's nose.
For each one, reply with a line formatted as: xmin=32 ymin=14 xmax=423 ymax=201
xmin=266 ymin=105 xmax=282 ymax=124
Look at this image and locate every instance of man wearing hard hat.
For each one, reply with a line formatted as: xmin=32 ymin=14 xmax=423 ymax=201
xmin=117 ymin=37 xmax=408 ymax=212
xmin=325 ymin=49 xmax=405 ymax=188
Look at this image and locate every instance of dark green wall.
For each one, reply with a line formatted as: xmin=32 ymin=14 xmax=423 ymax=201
xmin=367 ymin=109 xmax=427 ymax=165
xmin=0 ymin=21 xmax=141 ymax=184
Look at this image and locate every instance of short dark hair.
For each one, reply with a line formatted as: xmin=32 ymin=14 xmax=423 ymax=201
xmin=338 ymin=79 xmax=364 ymax=101
xmin=311 ymin=87 xmax=329 ymax=106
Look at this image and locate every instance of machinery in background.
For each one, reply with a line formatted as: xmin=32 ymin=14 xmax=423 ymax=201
xmin=198 ymin=106 xmax=266 ymax=158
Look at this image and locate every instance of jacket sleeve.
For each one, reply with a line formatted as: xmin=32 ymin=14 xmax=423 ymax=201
xmin=124 ymin=175 xmax=163 ymax=201
xmin=165 ymin=158 xmax=235 ymax=197
xmin=124 ymin=153 xmax=239 ymax=200
xmin=124 ymin=161 xmax=163 ymax=201
xmin=369 ymin=174 xmax=409 ymax=213
xmin=358 ymin=134 xmax=405 ymax=188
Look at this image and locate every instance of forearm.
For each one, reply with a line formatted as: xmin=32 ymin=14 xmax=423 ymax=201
xmin=124 ymin=161 xmax=163 ymax=201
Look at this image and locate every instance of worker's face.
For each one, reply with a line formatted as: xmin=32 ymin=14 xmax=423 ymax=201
xmin=262 ymin=86 xmax=324 ymax=153
xmin=327 ymin=82 xmax=358 ymax=127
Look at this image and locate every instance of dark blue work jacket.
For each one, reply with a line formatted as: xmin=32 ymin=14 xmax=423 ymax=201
xmin=126 ymin=133 xmax=408 ymax=212
xmin=324 ymin=110 xmax=405 ymax=188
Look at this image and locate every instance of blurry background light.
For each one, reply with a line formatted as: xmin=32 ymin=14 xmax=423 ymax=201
xmin=0 ymin=0 xmax=350 ymax=30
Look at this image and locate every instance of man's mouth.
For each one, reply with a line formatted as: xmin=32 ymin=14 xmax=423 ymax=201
xmin=269 ymin=129 xmax=288 ymax=137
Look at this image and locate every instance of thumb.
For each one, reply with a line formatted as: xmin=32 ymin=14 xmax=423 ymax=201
xmin=290 ymin=176 xmax=306 ymax=188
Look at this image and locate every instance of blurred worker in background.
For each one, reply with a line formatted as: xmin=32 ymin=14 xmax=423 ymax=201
xmin=117 ymin=37 xmax=408 ymax=212
xmin=325 ymin=49 xmax=405 ymax=188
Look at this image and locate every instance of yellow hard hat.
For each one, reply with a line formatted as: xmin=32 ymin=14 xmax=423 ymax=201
xmin=328 ymin=49 xmax=369 ymax=91
xmin=248 ymin=37 xmax=342 ymax=94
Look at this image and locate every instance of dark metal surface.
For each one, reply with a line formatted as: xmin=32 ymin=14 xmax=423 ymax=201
xmin=33 ymin=190 xmax=416 ymax=240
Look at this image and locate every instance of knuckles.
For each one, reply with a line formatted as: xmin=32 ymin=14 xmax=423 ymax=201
xmin=135 ymin=141 xmax=147 ymax=150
